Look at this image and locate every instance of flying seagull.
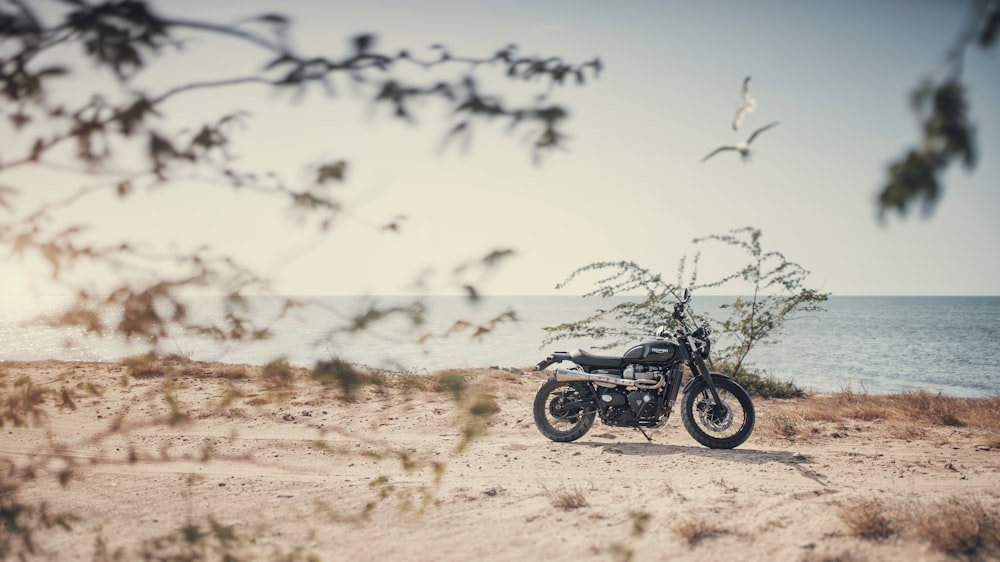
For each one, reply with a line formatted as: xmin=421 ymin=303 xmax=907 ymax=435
xmin=701 ymin=121 xmax=780 ymax=163
xmin=732 ymin=75 xmax=757 ymax=131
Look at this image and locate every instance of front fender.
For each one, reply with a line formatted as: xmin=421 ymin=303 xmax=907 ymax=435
xmin=682 ymin=371 xmax=732 ymax=394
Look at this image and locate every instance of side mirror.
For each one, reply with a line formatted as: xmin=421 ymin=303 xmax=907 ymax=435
xmin=683 ymin=288 xmax=691 ymax=302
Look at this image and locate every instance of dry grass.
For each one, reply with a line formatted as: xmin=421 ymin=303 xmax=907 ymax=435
xmin=840 ymin=496 xmax=1000 ymax=558
xmin=543 ymin=484 xmax=589 ymax=510
xmin=260 ymin=358 xmax=299 ymax=389
xmin=759 ymin=389 xmax=1000 ymax=441
xmin=120 ymin=352 xmax=216 ymax=379
xmin=673 ymin=517 xmax=729 ymax=545
xmin=799 ymin=552 xmax=866 ymax=562
xmin=839 ymin=498 xmax=897 ymax=540
xmin=913 ymin=497 xmax=1000 ymax=558
xmin=799 ymin=389 xmax=1000 ymax=429
xmin=629 ymin=510 xmax=652 ymax=537
xmin=759 ymin=410 xmax=808 ymax=440
xmin=217 ymin=366 xmax=249 ymax=380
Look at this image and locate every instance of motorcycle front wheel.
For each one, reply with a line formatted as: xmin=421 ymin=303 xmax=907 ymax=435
xmin=532 ymin=378 xmax=597 ymax=443
xmin=681 ymin=374 xmax=755 ymax=449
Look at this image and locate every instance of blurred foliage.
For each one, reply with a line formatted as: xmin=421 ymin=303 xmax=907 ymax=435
xmin=0 ymin=0 xmax=597 ymax=350
xmin=543 ymin=227 xmax=828 ymax=381
xmin=878 ymin=0 xmax=998 ymax=220
xmin=1 ymin=2 xmax=593 ymax=557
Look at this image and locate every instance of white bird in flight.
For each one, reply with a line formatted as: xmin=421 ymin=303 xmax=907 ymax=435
xmin=701 ymin=121 xmax=780 ymax=163
xmin=732 ymin=75 xmax=757 ymax=131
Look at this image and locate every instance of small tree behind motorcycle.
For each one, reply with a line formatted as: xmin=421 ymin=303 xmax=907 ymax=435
xmin=532 ymin=289 xmax=755 ymax=449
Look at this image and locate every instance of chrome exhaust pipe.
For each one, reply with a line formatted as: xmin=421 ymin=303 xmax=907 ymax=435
xmin=554 ymin=368 xmax=665 ymax=389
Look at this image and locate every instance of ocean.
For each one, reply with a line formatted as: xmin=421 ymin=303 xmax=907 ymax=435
xmin=2 ymin=295 xmax=998 ymax=398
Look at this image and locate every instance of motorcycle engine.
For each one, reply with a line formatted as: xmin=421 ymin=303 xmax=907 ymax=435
xmin=598 ymin=386 xmax=659 ymax=426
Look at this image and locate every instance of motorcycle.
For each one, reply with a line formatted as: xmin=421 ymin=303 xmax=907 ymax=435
xmin=532 ymin=289 xmax=755 ymax=449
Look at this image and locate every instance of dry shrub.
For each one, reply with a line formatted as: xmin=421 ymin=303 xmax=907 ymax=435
xmin=431 ymin=370 xmax=469 ymax=400
xmin=912 ymin=497 xmax=1000 ymax=557
xmin=455 ymin=379 xmax=501 ymax=452
xmin=217 ymin=366 xmax=248 ymax=380
xmin=839 ymin=498 xmax=897 ymax=540
xmin=392 ymin=374 xmax=432 ymax=394
xmin=885 ymin=422 xmax=926 ymax=440
xmin=543 ymin=484 xmax=588 ymax=510
xmin=799 ymin=552 xmax=866 ymax=562
xmin=760 ymin=410 xmax=805 ymax=439
xmin=673 ymin=517 xmax=728 ymax=545
xmin=122 ymin=352 xmax=167 ymax=378
xmin=0 ymin=375 xmax=51 ymax=428
xmin=629 ymin=510 xmax=652 ymax=537
xmin=311 ymin=359 xmax=365 ymax=401
xmin=122 ymin=352 xmax=205 ymax=379
xmin=491 ymin=370 xmax=523 ymax=384
xmin=260 ymin=358 xmax=297 ymax=390
xmin=841 ymin=495 xmax=1000 ymax=558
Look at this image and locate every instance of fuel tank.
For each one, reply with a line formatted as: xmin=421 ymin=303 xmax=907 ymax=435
xmin=622 ymin=339 xmax=677 ymax=364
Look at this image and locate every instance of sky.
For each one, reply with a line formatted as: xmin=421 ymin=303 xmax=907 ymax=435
xmin=3 ymin=0 xmax=999 ymax=298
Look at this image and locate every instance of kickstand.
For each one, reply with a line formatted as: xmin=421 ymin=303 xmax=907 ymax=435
xmin=634 ymin=425 xmax=653 ymax=443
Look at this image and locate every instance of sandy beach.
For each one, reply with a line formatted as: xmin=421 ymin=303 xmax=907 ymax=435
xmin=3 ymin=359 xmax=999 ymax=561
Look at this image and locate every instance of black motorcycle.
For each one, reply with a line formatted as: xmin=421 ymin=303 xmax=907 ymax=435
xmin=532 ymin=289 xmax=755 ymax=449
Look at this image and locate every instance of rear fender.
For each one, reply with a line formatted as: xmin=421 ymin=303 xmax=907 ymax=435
xmin=534 ymin=351 xmax=573 ymax=371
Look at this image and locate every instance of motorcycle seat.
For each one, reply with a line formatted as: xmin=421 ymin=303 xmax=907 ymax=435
xmin=571 ymin=349 xmax=624 ymax=369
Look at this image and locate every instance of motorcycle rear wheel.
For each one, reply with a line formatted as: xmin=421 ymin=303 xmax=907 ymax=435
xmin=681 ymin=375 xmax=755 ymax=449
xmin=532 ymin=378 xmax=596 ymax=442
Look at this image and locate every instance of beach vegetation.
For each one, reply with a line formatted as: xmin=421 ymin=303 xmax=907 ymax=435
xmin=629 ymin=510 xmax=653 ymax=536
xmin=261 ymin=357 xmax=298 ymax=390
xmin=840 ymin=496 xmax=1000 ymax=558
xmin=432 ymin=370 xmax=470 ymax=400
xmin=839 ymin=498 xmax=898 ymax=540
xmin=798 ymin=551 xmax=866 ymax=562
xmin=542 ymin=227 xmax=829 ymax=388
xmin=711 ymin=360 xmax=804 ymax=399
xmin=759 ymin=410 xmax=805 ymax=439
xmin=0 ymin=370 xmax=52 ymax=428
xmin=673 ymin=517 xmax=730 ymax=546
xmin=542 ymin=484 xmax=589 ymax=510
xmin=914 ymin=497 xmax=1000 ymax=557
xmin=795 ymin=388 xmax=1000 ymax=434
xmin=758 ymin=388 xmax=1000 ymax=443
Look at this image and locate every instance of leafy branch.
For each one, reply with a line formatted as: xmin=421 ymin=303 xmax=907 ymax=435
xmin=877 ymin=0 xmax=998 ymax=220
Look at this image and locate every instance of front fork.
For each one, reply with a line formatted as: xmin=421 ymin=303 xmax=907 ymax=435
xmin=690 ymin=355 xmax=724 ymax=406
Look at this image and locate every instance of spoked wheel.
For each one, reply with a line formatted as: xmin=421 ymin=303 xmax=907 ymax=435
xmin=532 ymin=378 xmax=596 ymax=442
xmin=681 ymin=374 xmax=755 ymax=449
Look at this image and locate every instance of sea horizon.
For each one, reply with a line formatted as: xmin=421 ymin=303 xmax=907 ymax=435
xmin=3 ymin=294 xmax=999 ymax=398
